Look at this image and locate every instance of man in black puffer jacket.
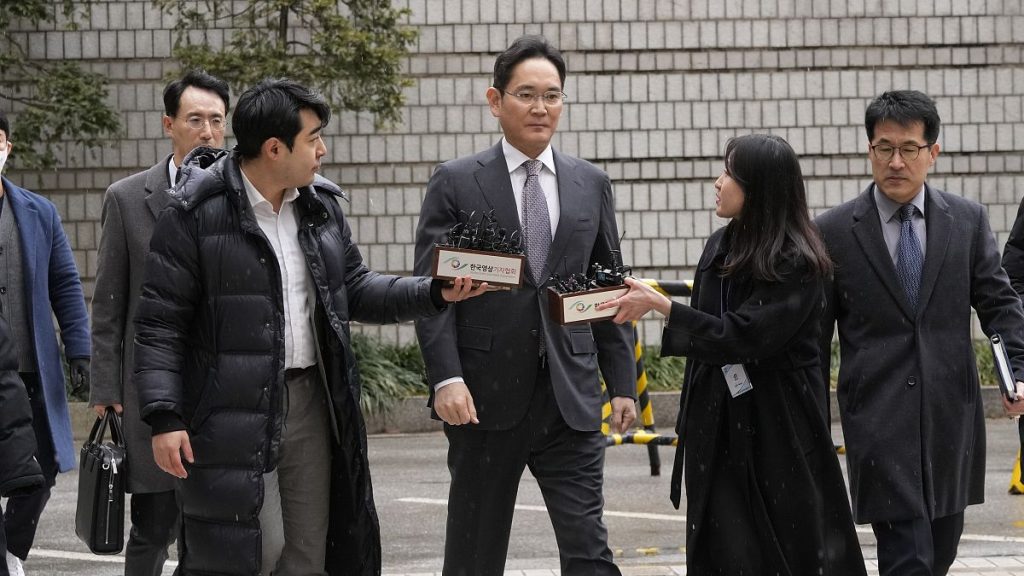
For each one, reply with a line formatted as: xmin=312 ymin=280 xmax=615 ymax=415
xmin=0 ymin=310 xmax=44 ymax=576
xmin=133 ymin=79 xmax=484 ymax=576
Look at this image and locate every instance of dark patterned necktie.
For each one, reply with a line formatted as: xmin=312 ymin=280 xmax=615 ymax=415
xmin=522 ymin=159 xmax=551 ymax=285
xmin=896 ymin=204 xmax=924 ymax=310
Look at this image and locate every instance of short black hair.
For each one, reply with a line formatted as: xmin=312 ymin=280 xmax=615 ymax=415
xmin=492 ymin=35 xmax=566 ymax=92
xmin=231 ymin=78 xmax=331 ymax=160
xmin=865 ymin=90 xmax=941 ymax=144
xmin=163 ymin=70 xmax=231 ymax=118
xmin=0 ymin=111 xmax=9 ymax=140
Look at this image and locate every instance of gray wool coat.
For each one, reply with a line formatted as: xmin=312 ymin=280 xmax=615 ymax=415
xmin=90 ymin=156 xmax=176 ymax=494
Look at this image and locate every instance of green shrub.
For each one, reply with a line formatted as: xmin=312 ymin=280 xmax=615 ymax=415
xmin=639 ymin=345 xmax=686 ymax=391
xmin=351 ymin=333 xmax=428 ymax=416
xmin=322 ymin=333 xmax=1005 ymax=416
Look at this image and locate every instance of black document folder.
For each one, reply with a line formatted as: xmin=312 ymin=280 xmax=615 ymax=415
xmin=990 ymin=334 xmax=1018 ymax=402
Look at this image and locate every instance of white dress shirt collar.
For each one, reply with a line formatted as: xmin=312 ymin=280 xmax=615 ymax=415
xmin=240 ymin=169 xmax=301 ymax=214
xmin=501 ymin=139 xmax=556 ymax=176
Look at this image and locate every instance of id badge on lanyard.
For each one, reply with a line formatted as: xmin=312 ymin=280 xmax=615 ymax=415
xmin=719 ymin=274 xmax=753 ymax=398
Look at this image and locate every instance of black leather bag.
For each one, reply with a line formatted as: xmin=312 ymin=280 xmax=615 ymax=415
xmin=75 ymin=407 xmax=128 ymax=554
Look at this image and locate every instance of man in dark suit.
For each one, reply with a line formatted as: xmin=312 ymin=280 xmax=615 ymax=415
xmin=414 ymin=35 xmax=637 ymax=576
xmin=89 ymin=70 xmax=229 ymax=575
xmin=817 ymin=90 xmax=1024 ymax=576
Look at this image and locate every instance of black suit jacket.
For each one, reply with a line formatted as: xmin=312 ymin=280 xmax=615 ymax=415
xmin=817 ymin=183 xmax=1024 ymax=524
xmin=414 ymin=142 xmax=636 ymax=432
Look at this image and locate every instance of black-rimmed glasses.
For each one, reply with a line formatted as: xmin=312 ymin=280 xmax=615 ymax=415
xmin=870 ymin=143 xmax=932 ymax=162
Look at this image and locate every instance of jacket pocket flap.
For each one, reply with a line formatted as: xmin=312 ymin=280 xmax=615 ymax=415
xmin=457 ymin=325 xmax=492 ymax=351
xmin=569 ymin=330 xmax=597 ymax=354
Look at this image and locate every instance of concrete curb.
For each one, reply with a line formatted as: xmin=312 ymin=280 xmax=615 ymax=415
xmin=68 ymin=387 xmax=1013 ymax=441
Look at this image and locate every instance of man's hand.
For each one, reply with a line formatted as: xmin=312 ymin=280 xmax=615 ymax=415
xmin=152 ymin=430 xmax=194 ymax=479
xmin=441 ymin=275 xmax=489 ymax=302
xmin=92 ymin=404 xmax=124 ymax=418
xmin=69 ymin=358 xmax=90 ymax=394
xmin=434 ymin=381 xmax=479 ymax=425
xmin=1003 ymin=381 xmax=1024 ymax=418
xmin=608 ymin=396 xmax=637 ymax=434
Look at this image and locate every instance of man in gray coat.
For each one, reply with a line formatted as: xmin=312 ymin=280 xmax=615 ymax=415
xmin=817 ymin=90 xmax=1024 ymax=576
xmin=89 ymin=70 xmax=229 ymax=575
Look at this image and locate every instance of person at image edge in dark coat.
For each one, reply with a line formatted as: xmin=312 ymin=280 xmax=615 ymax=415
xmin=600 ymin=134 xmax=867 ymax=575
xmin=0 ymin=310 xmax=45 ymax=576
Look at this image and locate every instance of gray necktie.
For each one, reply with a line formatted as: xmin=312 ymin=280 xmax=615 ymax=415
xmin=522 ymin=159 xmax=551 ymax=285
xmin=896 ymin=204 xmax=924 ymax=310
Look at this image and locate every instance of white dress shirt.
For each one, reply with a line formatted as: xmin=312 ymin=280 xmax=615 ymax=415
xmin=168 ymin=157 xmax=178 ymax=186
xmin=240 ymin=169 xmax=316 ymax=370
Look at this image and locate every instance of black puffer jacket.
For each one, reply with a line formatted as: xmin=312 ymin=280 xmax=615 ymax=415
xmin=133 ymin=148 xmax=442 ymax=575
xmin=0 ymin=313 xmax=44 ymax=497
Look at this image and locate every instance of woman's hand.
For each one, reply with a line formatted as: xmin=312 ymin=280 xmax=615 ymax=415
xmin=596 ymin=277 xmax=673 ymax=323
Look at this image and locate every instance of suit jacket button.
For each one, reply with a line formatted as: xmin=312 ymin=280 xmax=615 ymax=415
xmin=529 ymin=329 xmax=538 ymax=337
xmin=908 ymin=376 xmax=917 ymax=387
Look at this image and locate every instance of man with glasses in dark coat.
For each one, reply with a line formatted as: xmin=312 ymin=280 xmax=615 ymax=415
xmin=817 ymin=90 xmax=1024 ymax=576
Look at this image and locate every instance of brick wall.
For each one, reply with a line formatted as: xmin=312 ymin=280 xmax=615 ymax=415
xmin=4 ymin=0 xmax=1023 ymax=345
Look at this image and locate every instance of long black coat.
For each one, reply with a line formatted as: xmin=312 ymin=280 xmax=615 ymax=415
xmin=0 ymin=314 xmax=43 ymax=497
xmin=134 ymin=149 xmax=442 ymax=575
xmin=665 ymin=227 xmax=865 ymax=576
xmin=817 ymin=185 xmax=1024 ymax=524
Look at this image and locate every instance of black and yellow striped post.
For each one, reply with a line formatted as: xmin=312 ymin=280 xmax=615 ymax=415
xmin=601 ymin=322 xmax=660 ymax=474
xmin=1010 ymin=450 xmax=1024 ymax=494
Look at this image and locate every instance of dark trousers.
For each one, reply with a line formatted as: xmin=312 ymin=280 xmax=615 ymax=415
xmin=442 ymin=366 xmax=619 ymax=576
xmin=125 ymin=490 xmax=179 ymax=576
xmin=871 ymin=512 xmax=965 ymax=576
xmin=3 ymin=372 xmax=57 ymax=561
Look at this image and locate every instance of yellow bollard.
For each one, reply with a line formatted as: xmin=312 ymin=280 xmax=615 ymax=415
xmin=1010 ymin=449 xmax=1024 ymax=495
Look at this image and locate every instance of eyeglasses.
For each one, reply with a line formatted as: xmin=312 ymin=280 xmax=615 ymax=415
xmin=502 ymin=90 xmax=567 ymax=107
xmin=870 ymin=143 xmax=932 ymax=162
xmin=183 ymin=116 xmax=227 ymax=132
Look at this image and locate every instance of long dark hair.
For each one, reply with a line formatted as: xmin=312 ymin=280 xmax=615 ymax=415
xmin=720 ymin=134 xmax=833 ymax=281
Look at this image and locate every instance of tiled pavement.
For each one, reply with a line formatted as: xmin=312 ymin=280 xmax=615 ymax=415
xmin=382 ymin=556 xmax=1024 ymax=575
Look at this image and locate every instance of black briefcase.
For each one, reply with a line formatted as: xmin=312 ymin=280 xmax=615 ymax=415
xmin=75 ymin=407 xmax=128 ymax=554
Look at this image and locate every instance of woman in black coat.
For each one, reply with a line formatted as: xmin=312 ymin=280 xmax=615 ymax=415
xmin=602 ymin=134 xmax=865 ymax=575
